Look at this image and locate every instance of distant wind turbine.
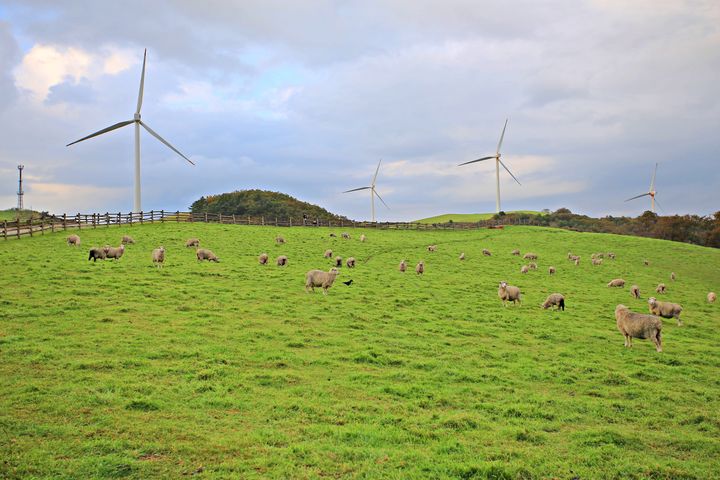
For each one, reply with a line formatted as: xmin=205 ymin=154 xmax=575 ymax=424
xmin=343 ymin=159 xmax=389 ymax=222
xmin=458 ymin=118 xmax=521 ymax=213
xmin=67 ymin=49 xmax=194 ymax=213
xmin=625 ymin=163 xmax=660 ymax=213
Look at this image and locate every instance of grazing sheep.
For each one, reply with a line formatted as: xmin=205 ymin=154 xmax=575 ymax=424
xmin=185 ymin=238 xmax=200 ymax=248
xmin=644 ymin=259 xmax=650 ymax=266
xmin=520 ymin=265 xmax=529 ymax=274
xmin=568 ymin=254 xmax=580 ymax=262
xmin=482 ymin=248 xmax=492 ymax=256
xmin=197 ymin=248 xmax=219 ymax=262
xmin=341 ymin=232 xmax=350 ymax=239
xmin=359 ymin=234 xmax=366 ymax=242
xmin=708 ymin=292 xmax=716 ymax=303
xmin=548 ymin=266 xmax=556 ymax=275
xmin=523 ymin=253 xmax=538 ymax=260
xmin=305 ymin=268 xmax=340 ymax=295
xmin=648 ymin=297 xmax=683 ymax=326
xmin=615 ymin=304 xmax=662 ymax=352
xmin=592 ymin=258 xmax=603 ymax=266
xmin=276 ymin=235 xmax=286 ymax=244
xmin=152 ymin=246 xmax=165 ymax=268
xmin=459 ymin=252 xmax=465 ymax=261
xmin=498 ymin=281 xmax=521 ymax=306
xmin=105 ymin=245 xmax=125 ymax=260
xmin=607 ymin=252 xmax=616 ymax=259
xmin=121 ymin=235 xmax=135 ymax=245
xmin=346 ymin=257 xmax=356 ymax=268
xmin=542 ymin=293 xmax=565 ymax=311
xmin=329 ymin=233 xmax=337 ymax=238
xmin=323 ymin=249 xmax=333 ymax=259
xmin=630 ymin=285 xmax=641 ymax=299
xmin=258 ymin=253 xmax=269 ymax=265
xmin=67 ymin=234 xmax=81 ymax=246
xmin=399 ymin=260 xmax=407 ymax=272
xmin=511 ymin=249 xmax=521 ymax=256
xmin=591 ymin=253 xmax=597 ymax=260
xmin=528 ymin=262 xmax=538 ymax=270
xmin=334 ymin=256 xmax=343 ymax=268
xmin=276 ymin=255 xmax=288 ymax=266
xmin=427 ymin=245 xmax=437 ymax=252
xmin=88 ymin=246 xmax=107 ymax=262
xmin=607 ymin=278 xmax=626 ymax=288
xmin=656 ymin=283 xmax=666 ymax=294
xmin=567 ymin=252 xmax=574 ymax=260
xmin=670 ymin=272 xmax=676 ymax=281
xmin=415 ymin=261 xmax=424 ymax=275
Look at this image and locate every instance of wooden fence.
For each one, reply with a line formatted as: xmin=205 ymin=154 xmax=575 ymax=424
xmin=1 ymin=210 xmax=540 ymax=240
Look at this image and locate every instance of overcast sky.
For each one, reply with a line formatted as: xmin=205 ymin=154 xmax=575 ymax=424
xmin=0 ymin=1 xmax=718 ymax=220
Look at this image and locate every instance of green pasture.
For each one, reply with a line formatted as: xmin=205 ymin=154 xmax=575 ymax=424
xmin=1 ymin=224 xmax=719 ymax=479
xmin=415 ymin=211 xmax=541 ymax=224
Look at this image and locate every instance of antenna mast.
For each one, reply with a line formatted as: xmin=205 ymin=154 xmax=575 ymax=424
xmin=17 ymin=165 xmax=24 ymax=211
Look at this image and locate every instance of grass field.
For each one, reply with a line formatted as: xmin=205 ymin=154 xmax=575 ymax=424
xmin=0 ymin=209 xmax=40 ymax=222
xmin=415 ymin=211 xmax=542 ymax=224
xmin=1 ymin=224 xmax=719 ymax=479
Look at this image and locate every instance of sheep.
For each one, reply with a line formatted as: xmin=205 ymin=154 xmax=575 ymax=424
xmin=88 ymin=246 xmax=107 ymax=262
xmin=329 ymin=233 xmax=337 ymax=238
xmin=323 ymin=249 xmax=333 ymax=259
xmin=105 ymin=245 xmax=125 ymax=260
xmin=152 ymin=246 xmax=165 ymax=268
xmin=670 ymin=272 xmax=676 ymax=282
xmin=482 ymin=249 xmax=492 ymax=256
xmin=630 ymin=285 xmax=640 ymax=299
xmin=121 ymin=235 xmax=135 ymax=245
xmin=276 ymin=255 xmax=288 ymax=266
xmin=276 ymin=235 xmax=286 ymax=244
xmin=567 ymin=252 xmax=574 ymax=260
xmin=592 ymin=258 xmax=603 ymax=266
xmin=196 ymin=248 xmax=219 ymax=262
xmin=67 ymin=234 xmax=81 ymax=246
xmin=542 ymin=293 xmax=565 ymax=311
xmin=185 ymin=238 xmax=200 ymax=248
xmin=346 ymin=257 xmax=356 ymax=268
xmin=574 ymin=257 xmax=580 ymax=266
xmin=520 ymin=265 xmax=529 ymax=274
xmin=360 ymin=234 xmax=367 ymax=242
xmin=568 ymin=254 xmax=580 ymax=262
xmin=459 ymin=252 xmax=465 ymax=261
xmin=399 ymin=260 xmax=407 ymax=272
xmin=643 ymin=259 xmax=650 ymax=266
xmin=548 ymin=266 xmax=556 ymax=275
xmin=415 ymin=261 xmax=424 ymax=275
xmin=334 ymin=256 xmax=342 ymax=268
xmin=708 ymin=292 xmax=717 ymax=303
xmin=258 ymin=253 xmax=269 ymax=265
xmin=648 ymin=297 xmax=683 ymax=326
xmin=511 ymin=249 xmax=521 ymax=256
xmin=615 ymin=304 xmax=662 ymax=352
xmin=341 ymin=232 xmax=350 ymax=239
xmin=427 ymin=245 xmax=437 ymax=252
xmin=607 ymin=252 xmax=616 ymax=259
xmin=528 ymin=262 xmax=538 ymax=270
xmin=305 ymin=268 xmax=340 ymax=295
xmin=656 ymin=283 xmax=666 ymax=294
xmin=498 ymin=281 xmax=521 ymax=306
xmin=523 ymin=253 xmax=538 ymax=260
xmin=607 ymin=278 xmax=626 ymax=288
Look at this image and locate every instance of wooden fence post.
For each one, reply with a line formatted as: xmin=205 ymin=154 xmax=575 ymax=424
xmin=161 ymin=210 xmax=165 ymax=223
xmin=289 ymin=217 xmax=292 ymax=227
xmin=176 ymin=211 xmax=180 ymax=222
xmin=139 ymin=211 xmax=143 ymax=225
xmin=76 ymin=214 xmax=81 ymax=230
xmin=2 ymin=220 xmax=6 ymax=240
xmin=247 ymin=216 xmax=250 ymax=225
xmin=63 ymin=214 xmax=67 ymax=231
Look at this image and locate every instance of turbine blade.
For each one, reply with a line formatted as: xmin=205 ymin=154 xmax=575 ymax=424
xmin=136 ymin=49 xmax=147 ymax=115
xmin=343 ymin=186 xmax=371 ymax=193
xmin=498 ymin=158 xmax=521 ymax=185
xmin=374 ymin=189 xmax=390 ymax=209
xmin=496 ymin=118 xmax=508 ymax=154
xmin=458 ymin=155 xmax=497 ymax=166
xmin=625 ymin=192 xmax=650 ymax=202
xmin=650 ymin=162 xmax=658 ymax=191
xmin=66 ymin=120 xmax=135 ymax=147
xmin=139 ymin=120 xmax=194 ymax=165
xmin=372 ymin=159 xmax=382 ymax=186
xmin=653 ymin=196 xmax=663 ymax=212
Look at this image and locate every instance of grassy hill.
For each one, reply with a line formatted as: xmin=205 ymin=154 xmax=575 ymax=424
xmin=415 ymin=211 xmax=542 ymax=223
xmin=1 ymin=224 xmax=719 ymax=478
xmin=0 ymin=208 xmax=40 ymax=221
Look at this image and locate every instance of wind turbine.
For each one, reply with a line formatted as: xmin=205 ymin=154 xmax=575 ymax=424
xmin=343 ymin=159 xmax=390 ymax=222
xmin=458 ymin=118 xmax=521 ymax=213
xmin=67 ymin=49 xmax=194 ymax=213
xmin=625 ymin=163 xmax=660 ymax=213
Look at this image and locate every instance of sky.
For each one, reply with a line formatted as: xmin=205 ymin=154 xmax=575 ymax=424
xmin=0 ymin=1 xmax=718 ymax=221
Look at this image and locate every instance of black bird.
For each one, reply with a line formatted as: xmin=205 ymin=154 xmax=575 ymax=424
xmin=342 ymin=279 xmax=353 ymax=286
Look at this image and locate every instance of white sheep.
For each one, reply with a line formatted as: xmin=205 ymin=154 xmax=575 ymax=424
xmin=121 ymin=235 xmax=135 ymax=245
xmin=415 ymin=261 xmax=424 ymax=275
xmin=592 ymin=258 xmax=603 ymax=266
xmin=482 ymin=248 xmax=491 ymax=256
xmin=670 ymin=272 xmax=676 ymax=281
xmin=152 ymin=246 xmax=165 ymax=268
xmin=305 ymin=268 xmax=340 ymax=295
xmin=276 ymin=255 xmax=288 ymax=266
xmin=615 ymin=304 xmax=662 ymax=352
xmin=399 ymin=260 xmax=407 ymax=272
xmin=708 ymin=292 xmax=717 ymax=303
xmin=542 ymin=293 xmax=565 ymax=311
xmin=359 ymin=234 xmax=366 ymax=242
xmin=324 ymin=249 xmax=333 ymax=259
xmin=630 ymin=285 xmax=640 ymax=299
xmin=656 ymin=283 xmax=666 ymax=294
xmin=643 ymin=259 xmax=650 ymax=266
xmin=459 ymin=252 xmax=465 ymax=261
xmin=648 ymin=297 xmax=683 ymax=326
xmin=197 ymin=248 xmax=219 ymax=262
xmin=185 ymin=238 xmax=200 ymax=248
xmin=346 ymin=257 xmax=356 ymax=268
xmin=276 ymin=235 xmax=286 ymax=244
xmin=520 ymin=265 xmax=529 ymax=274
xmin=258 ymin=253 xmax=269 ymax=265
xmin=607 ymin=252 xmax=616 ymax=260
xmin=341 ymin=232 xmax=350 ymax=239
xmin=528 ymin=262 xmax=538 ymax=270
xmin=523 ymin=253 xmax=538 ymax=260
xmin=427 ymin=245 xmax=437 ymax=252
xmin=511 ymin=249 xmax=521 ymax=256
xmin=607 ymin=278 xmax=626 ymax=288
xmin=105 ymin=245 xmax=125 ymax=260
xmin=548 ymin=266 xmax=556 ymax=275
xmin=67 ymin=234 xmax=81 ymax=246
xmin=498 ymin=281 xmax=521 ymax=306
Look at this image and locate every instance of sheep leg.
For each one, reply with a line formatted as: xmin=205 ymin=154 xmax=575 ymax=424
xmin=676 ymin=315 xmax=682 ymax=327
xmin=654 ymin=331 xmax=662 ymax=352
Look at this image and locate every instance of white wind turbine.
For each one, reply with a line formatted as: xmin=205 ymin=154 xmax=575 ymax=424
xmin=625 ymin=162 xmax=660 ymax=213
xmin=458 ymin=118 xmax=521 ymax=213
xmin=67 ymin=49 xmax=194 ymax=213
xmin=343 ymin=159 xmax=390 ymax=222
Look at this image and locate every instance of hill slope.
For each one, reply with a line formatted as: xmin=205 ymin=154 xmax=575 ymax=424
xmin=415 ymin=211 xmax=541 ymax=223
xmin=1 ymin=225 xmax=719 ymax=478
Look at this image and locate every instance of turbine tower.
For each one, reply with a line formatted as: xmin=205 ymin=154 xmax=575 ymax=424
xmin=625 ymin=163 xmax=660 ymax=213
xmin=17 ymin=165 xmax=24 ymax=211
xmin=343 ymin=159 xmax=390 ymax=222
xmin=458 ymin=118 xmax=521 ymax=213
xmin=67 ymin=49 xmax=194 ymax=213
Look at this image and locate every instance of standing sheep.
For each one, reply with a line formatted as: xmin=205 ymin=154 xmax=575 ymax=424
xmin=592 ymin=258 xmax=603 ymax=266
xmin=399 ymin=260 xmax=407 ymax=272
xmin=520 ymin=265 xmax=529 ymax=274
xmin=276 ymin=235 xmax=286 ymax=244
xmin=630 ymin=285 xmax=640 ymax=299
xmin=88 ymin=246 xmax=108 ymax=262
xmin=670 ymin=272 xmax=676 ymax=282
xmin=482 ymin=249 xmax=492 ymax=256
xmin=511 ymin=249 xmax=521 ymax=256
xmin=121 ymin=235 xmax=135 ymax=245
xmin=548 ymin=266 xmax=556 ymax=275
xmin=607 ymin=252 xmax=616 ymax=260
xmin=185 ymin=238 xmax=200 ymax=248
xmin=341 ymin=232 xmax=350 ymax=239
xmin=415 ymin=261 xmax=424 ymax=275
xmin=105 ymin=245 xmax=125 ymax=260
xmin=607 ymin=279 xmax=626 ymax=288
xmin=359 ymin=234 xmax=367 ymax=242
xmin=523 ymin=253 xmax=538 ymax=261
xmin=708 ymin=292 xmax=717 ymax=303
xmin=615 ymin=304 xmax=662 ymax=352
xmin=152 ymin=246 xmax=165 ymax=268
xmin=67 ymin=234 xmax=81 ymax=246
xmin=334 ymin=256 xmax=343 ymax=268
xmin=542 ymin=293 xmax=565 ymax=311
xmin=528 ymin=262 xmax=538 ymax=270
xmin=346 ymin=257 xmax=356 ymax=268
xmin=197 ymin=248 xmax=219 ymax=262
xmin=459 ymin=252 xmax=465 ymax=261
xmin=498 ymin=281 xmax=521 ymax=306
xmin=648 ymin=297 xmax=683 ymax=326
xmin=258 ymin=253 xmax=269 ymax=265
xmin=656 ymin=283 xmax=666 ymax=294
xmin=305 ymin=268 xmax=340 ymax=295
xmin=276 ymin=255 xmax=288 ymax=266
xmin=643 ymin=259 xmax=650 ymax=266
xmin=323 ymin=249 xmax=333 ymax=259
xmin=427 ymin=245 xmax=437 ymax=252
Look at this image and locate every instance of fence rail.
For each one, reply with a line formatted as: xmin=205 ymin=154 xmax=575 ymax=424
xmin=2 ymin=210 xmax=539 ymax=240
